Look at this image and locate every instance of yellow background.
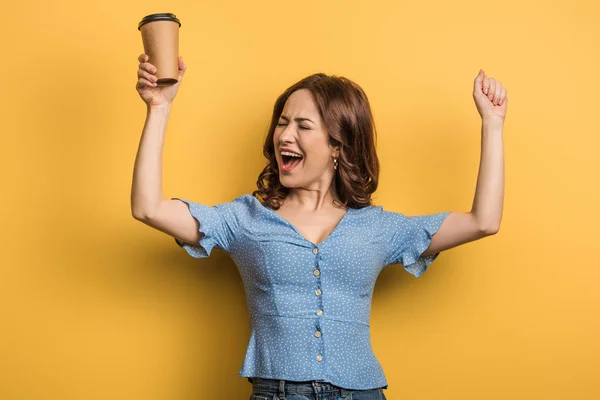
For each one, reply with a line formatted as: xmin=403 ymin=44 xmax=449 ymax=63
xmin=1 ymin=0 xmax=598 ymax=399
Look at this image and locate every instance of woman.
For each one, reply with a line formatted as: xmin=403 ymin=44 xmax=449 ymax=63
xmin=131 ymin=54 xmax=507 ymax=400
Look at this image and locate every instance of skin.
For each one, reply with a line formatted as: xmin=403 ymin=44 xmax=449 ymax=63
xmin=421 ymin=69 xmax=507 ymax=257
xmin=274 ymin=89 xmax=342 ymax=211
xmin=272 ymin=69 xmax=508 ymax=257
xmin=135 ymin=54 xmax=508 ymax=256
xmin=272 ymin=89 xmax=346 ymax=244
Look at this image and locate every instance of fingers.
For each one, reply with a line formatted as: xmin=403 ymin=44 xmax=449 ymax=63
xmin=475 ymin=69 xmax=508 ymax=106
xmin=137 ymin=53 xmax=157 ymax=88
xmin=137 ymin=57 xmax=156 ymax=88
xmin=137 ymin=53 xmax=186 ymax=88
xmin=486 ymin=78 xmax=506 ymax=106
xmin=483 ymin=76 xmax=505 ymax=105
xmin=138 ymin=53 xmax=157 ymax=73
xmin=493 ymin=82 xmax=502 ymax=106
xmin=474 ymin=69 xmax=484 ymax=92
xmin=486 ymin=78 xmax=496 ymax=101
xmin=138 ymin=69 xmax=157 ymax=86
xmin=482 ymin=76 xmax=490 ymax=96
xmin=137 ymin=76 xmax=156 ymax=89
xmin=499 ymin=87 xmax=507 ymax=106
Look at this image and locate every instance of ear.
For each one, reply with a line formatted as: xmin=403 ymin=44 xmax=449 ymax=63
xmin=331 ymin=146 xmax=340 ymax=158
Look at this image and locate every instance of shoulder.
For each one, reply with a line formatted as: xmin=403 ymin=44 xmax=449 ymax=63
xmin=231 ymin=193 xmax=262 ymax=210
xmin=352 ymin=203 xmax=386 ymax=218
xmin=217 ymin=193 xmax=264 ymax=218
xmin=231 ymin=193 xmax=256 ymax=205
xmin=214 ymin=193 xmax=255 ymax=207
xmin=351 ymin=203 xmax=414 ymax=232
xmin=346 ymin=203 xmax=390 ymax=226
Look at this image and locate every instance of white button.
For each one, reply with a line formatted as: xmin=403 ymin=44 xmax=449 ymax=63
xmin=316 ymin=354 xmax=323 ymax=362
xmin=316 ymin=309 xmax=323 ymax=316
xmin=313 ymin=248 xmax=319 ymax=255
xmin=315 ymin=289 xmax=322 ymax=296
xmin=313 ymin=269 xmax=320 ymax=277
xmin=315 ymin=330 xmax=322 ymax=338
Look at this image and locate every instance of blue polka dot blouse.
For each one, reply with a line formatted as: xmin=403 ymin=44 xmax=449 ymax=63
xmin=172 ymin=193 xmax=450 ymax=390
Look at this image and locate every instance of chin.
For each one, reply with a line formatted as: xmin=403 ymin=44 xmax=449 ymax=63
xmin=279 ymin=177 xmax=293 ymax=188
xmin=279 ymin=175 xmax=301 ymax=188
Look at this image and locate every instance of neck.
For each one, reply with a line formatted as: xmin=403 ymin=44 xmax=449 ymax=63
xmin=285 ymin=185 xmax=342 ymax=212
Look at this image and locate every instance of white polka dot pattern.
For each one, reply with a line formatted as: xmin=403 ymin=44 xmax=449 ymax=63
xmin=172 ymin=194 xmax=450 ymax=390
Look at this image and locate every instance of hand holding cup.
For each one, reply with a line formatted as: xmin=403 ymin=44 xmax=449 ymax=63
xmin=136 ymin=13 xmax=184 ymax=107
xmin=136 ymin=53 xmax=187 ymax=107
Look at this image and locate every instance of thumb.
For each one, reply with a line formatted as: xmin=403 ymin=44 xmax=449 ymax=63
xmin=474 ymin=69 xmax=484 ymax=93
xmin=178 ymin=56 xmax=187 ymax=77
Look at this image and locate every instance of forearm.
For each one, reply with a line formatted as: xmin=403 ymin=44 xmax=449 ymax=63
xmin=131 ymin=104 xmax=172 ymax=219
xmin=471 ymin=119 xmax=505 ymax=233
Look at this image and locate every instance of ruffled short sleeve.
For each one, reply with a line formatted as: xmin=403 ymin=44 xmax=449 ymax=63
xmin=171 ymin=195 xmax=245 ymax=258
xmin=382 ymin=209 xmax=451 ymax=277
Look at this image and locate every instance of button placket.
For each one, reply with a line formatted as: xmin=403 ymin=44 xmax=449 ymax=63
xmin=313 ymin=245 xmax=324 ymax=317
xmin=312 ymin=246 xmax=325 ymax=363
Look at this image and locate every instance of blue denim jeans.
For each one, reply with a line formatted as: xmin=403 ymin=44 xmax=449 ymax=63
xmin=249 ymin=378 xmax=387 ymax=400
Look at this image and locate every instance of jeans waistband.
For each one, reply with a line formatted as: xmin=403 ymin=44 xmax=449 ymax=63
xmin=250 ymin=377 xmax=353 ymax=397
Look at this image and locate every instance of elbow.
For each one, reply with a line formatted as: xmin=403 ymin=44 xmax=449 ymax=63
xmin=132 ymin=208 xmax=148 ymax=221
xmin=481 ymin=222 xmax=500 ymax=236
xmin=474 ymin=213 xmax=501 ymax=236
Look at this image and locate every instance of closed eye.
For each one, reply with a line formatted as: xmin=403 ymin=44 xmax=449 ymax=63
xmin=277 ymin=123 xmax=310 ymax=130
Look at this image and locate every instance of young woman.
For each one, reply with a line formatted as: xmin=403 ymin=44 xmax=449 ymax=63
xmin=132 ymin=54 xmax=507 ymax=400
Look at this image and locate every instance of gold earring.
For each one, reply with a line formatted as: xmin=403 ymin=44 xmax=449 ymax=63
xmin=333 ymin=156 xmax=338 ymax=170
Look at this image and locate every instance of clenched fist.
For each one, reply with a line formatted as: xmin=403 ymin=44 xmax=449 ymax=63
xmin=473 ymin=69 xmax=508 ymax=123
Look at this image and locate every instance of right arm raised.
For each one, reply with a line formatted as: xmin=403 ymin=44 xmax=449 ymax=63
xmin=130 ymin=105 xmax=201 ymax=246
xmin=135 ymin=199 xmax=202 ymax=247
xmin=130 ymin=54 xmax=199 ymax=246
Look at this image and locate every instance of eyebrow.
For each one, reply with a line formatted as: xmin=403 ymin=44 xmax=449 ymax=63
xmin=279 ymin=115 xmax=315 ymax=124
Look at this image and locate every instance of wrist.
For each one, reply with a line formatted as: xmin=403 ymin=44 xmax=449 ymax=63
xmin=482 ymin=117 xmax=504 ymax=128
xmin=147 ymin=103 xmax=172 ymax=113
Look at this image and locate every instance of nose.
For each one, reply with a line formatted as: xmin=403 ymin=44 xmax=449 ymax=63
xmin=278 ymin=123 xmax=296 ymax=145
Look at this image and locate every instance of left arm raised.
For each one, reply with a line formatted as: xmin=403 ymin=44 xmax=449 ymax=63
xmin=422 ymin=119 xmax=505 ymax=257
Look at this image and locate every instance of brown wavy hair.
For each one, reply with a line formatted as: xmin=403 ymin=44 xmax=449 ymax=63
xmin=252 ymin=73 xmax=380 ymax=210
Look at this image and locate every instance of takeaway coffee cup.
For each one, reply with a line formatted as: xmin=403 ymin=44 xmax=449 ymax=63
xmin=138 ymin=13 xmax=182 ymax=86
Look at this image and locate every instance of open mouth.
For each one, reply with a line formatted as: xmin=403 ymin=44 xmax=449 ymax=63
xmin=281 ymin=151 xmax=304 ymax=171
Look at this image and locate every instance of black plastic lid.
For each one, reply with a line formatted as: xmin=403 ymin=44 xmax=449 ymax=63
xmin=138 ymin=13 xmax=181 ymax=30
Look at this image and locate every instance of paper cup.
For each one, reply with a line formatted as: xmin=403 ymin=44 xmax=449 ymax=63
xmin=138 ymin=13 xmax=182 ymax=86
